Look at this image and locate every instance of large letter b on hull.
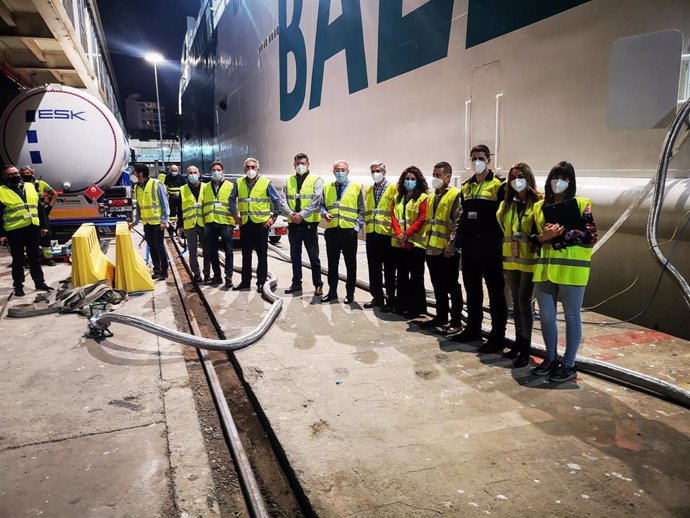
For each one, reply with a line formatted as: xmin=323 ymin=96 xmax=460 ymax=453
xmin=279 ymin=0 xmax=307 ymax=121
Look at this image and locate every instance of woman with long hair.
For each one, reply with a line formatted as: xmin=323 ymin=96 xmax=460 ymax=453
xmin=497 ymin=162 xmax=541 ymax=367
xmin=391 ymin=166 xmax=429 ymax=318
xmin=531 ymin=161 xmax=597 ymax=382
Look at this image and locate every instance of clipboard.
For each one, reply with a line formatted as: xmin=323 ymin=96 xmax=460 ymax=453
xmin=542 ymin=198 xmax=584 ymax=230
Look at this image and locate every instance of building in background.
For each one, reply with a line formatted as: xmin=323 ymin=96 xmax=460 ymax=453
xmin=125 ymin=93 xmax=166 ymax=138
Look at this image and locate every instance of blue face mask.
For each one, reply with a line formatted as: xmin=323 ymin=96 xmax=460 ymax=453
xmin=188 ymin=174 xmax=199 ymax=184
xmin=334 ymin=171 xmax=347 ymax=183
xmin=211 ymin=171 xmax=223 ymax=181
xmin=404 ymin=179 xmax=417 ymax=191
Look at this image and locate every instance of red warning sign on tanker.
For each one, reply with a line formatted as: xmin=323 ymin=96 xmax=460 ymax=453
xmin=84 ymin=184 xmax=105 ymax=201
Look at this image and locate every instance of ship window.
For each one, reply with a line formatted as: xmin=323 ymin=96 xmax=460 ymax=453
xmin=680 ymin=53 xmax=690 ymax=104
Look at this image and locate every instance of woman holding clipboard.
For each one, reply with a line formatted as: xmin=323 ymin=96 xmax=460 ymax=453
xmin=497 ymin=163 xmax=541 ymax=368
xmin=531 ymin=162 xmax=598 ymax=382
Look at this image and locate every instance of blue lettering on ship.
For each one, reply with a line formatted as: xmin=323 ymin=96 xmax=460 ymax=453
xmin=279 ymin=0 xmax=455 ymax=122
xmin=37 ymin=109 xmax=86 ymax=121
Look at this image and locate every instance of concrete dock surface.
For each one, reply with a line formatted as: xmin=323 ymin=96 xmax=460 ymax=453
xmin=1 ymin=232 xmax=689 ymax=517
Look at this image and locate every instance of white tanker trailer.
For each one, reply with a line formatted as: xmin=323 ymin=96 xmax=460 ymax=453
xmin=0 ymin=84 xmax=131 ymax=238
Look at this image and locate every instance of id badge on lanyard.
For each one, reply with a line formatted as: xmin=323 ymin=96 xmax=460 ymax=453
xmin=511 ymin=232 xmax=522 ymax=258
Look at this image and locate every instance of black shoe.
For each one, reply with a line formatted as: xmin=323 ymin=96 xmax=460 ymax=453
xmin=363 ymin=299 xmax=383 ymax=309
xmin=478 ymin=335 xmax=506 ymax=354
xmin=35 ymin=283 xmax=54 ymax=292
xmin=314 ymin=285 xmax=323 ymax=296
xmin=502 ymin=348 xmax=519 ymax=359
xmin=192 ymin=274 xmax=202 ymax=283
xmin=285 ymin=285 xmax=302 ymax=294
xmin=256 ymin=284 xmax=264 ymax=293
xmin=513 ymin=352 xmax=531 ymax=368
xmin=225 ymin=278 xmax=233 ymax=288
xmin=441 ymin=325 xmax=463 ymax=336
xmin=419 ymin=318 xmax=448 ymax=329
xmin=549 ymin=364 xmax=578 ymax=383
xmin=233 ymin=283 xmax=251 ymax=291
xmin=344 ymin=295 xmax=354 ymax=304
xmin=531 ymin=359 xmax=557 ymax=377
xmin=44 ymin=259 xmax=57 ymax=267
xmin=322 ymin=293 xmax=338 ymax=303
xmin=452 ymin=330 xmax=482 ymax=343
xmin=209 ymin=277 xmax=222 ymax=285
xmin=14 ymin=286 xmax=25 ymax=297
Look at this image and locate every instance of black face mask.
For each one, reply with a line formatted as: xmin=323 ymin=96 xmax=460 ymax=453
xmin=20 ymin=174 xmax=33 ymax=182
xmin=6 ymin=175 xmax=21 ymax=185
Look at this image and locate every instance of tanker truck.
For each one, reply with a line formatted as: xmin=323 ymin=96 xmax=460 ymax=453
xmin=0 ymin=84 xmax=131 ymax=241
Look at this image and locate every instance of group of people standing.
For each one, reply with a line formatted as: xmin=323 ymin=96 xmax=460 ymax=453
xmin=133 ymin=144 xmax=597 ymax=384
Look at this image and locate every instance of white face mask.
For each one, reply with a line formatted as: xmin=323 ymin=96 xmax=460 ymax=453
xmin=472 ymin=159 xmax=486 ymax=174
xmin=246 ymin=169 xmax=258 ymax=179
xmin=430 ymin=177 xmax=445 ymax=190
xmin=371 ymin=172 xmax=384 ymax=184
xmin=551 ymin=178 xmax=569 ymax=194
xmin=295 ymin=164 xmax=308 ymax=175
xmin=511 ymin=178 xmax=527 ymax=193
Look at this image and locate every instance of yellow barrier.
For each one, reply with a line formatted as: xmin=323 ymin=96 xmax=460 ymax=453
xmin=114 ymin=222 xmax=154 ymax=292
xmin=71 ymin=223 xmax=115 ymax=286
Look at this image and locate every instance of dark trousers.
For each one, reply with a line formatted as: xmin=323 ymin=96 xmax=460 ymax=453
xmin=461 ymin=238 xmax=507 ymax=338
xmin=7 ymin=225 xmax=44 ymax=289
xmin=143 ymin=223 xmax=167 ymax=275
xmin=287 ymin=223 xmax=322 ymax=288
xmin=324 ymin=227 xmax=357 ymax=297
xmin=426 ymin=253 xmax=463 ymax=326
xmin=506 ymin=269 xmax=534 ymax=345
xmin=205 ymin=223 xmax=234 ymax=279
xmin=240 ymin=221 xmax=269 ymax=286
xmin=366 ymin=232 xmax=396 ymax=304
xmin=394 ymin=247 xmax=426 ymax=315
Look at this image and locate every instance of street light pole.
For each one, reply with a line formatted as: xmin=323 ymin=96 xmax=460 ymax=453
xmin=145 ymin=52 xmax=165 ymax=172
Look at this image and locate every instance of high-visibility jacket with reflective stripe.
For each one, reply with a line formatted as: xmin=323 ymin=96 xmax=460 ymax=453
xmin=425 ymin=187 xmax=460 ymax=252
xmin=365 ymin=182 xmax=396 ymax=235
xmin=285 ymin=174 xmax=321 ymax=223
xmin=533 ymin=197 xmax=592 ymax=285
xmin=180 ymin=183 xmax=204 ymax=230
xmin=324 ymin=181 xmax=362 ymax=229
xmin=202 ymin=180 xmax=235 ymax=226
xmin=392 ymin=193 xmax=428 ymax=249
xmin=0 ymin=183 xmax=39 ymax=231
xmin=497 ymin=199 xmax=538 ymax=273
xmin=36 ymin=179 xmax=54 ymax=197
xmin=135 ymin=179 xmax=163 ymax=225
xmin=460 ymin=172 xmax=504 ymax=242
xmin=237 ymin=176 xmax=271 ymax=224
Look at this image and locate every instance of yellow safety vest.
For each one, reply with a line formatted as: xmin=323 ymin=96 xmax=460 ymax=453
xmin=364 ymin=182 xmax=396 ymax=235
xmin=392 ymin=193 xmax=428 ymax=249
xmin=237 ymin=176 xmax=271 ymax=224
xmin=425 ymin=187 xmax=460 ymax=252
xmin=202 ymin=180 xmax=235 ymax=226
xmin=497 ymin=199 xmax=538 ymax=273
xmin=180 ymin=183 xmax=204 ymax=230
xmin=533 ymin=197 xmax=593 ymax=286
xmin=461 ymin=175 xmax=504 ymax=202
xmin=135 ymin=179 xmax=163 ymax=225
xmin=323 ymin=181 xmax=362 ymax=229
xmin=0 ymin=183 xmax=39 ymax=231
xmin=285 ymin=174 xmax=321 ymax=223
xmin=36 ymin=179 xmax=54 ymax=197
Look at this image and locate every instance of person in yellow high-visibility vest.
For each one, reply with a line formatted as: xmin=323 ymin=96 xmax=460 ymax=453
xmin=129 ymin=163 xmax=170 ymax=280
xmin=530 ymin=161 xmax=597 ymax=383
xmin=422 ymin=161 xmax=463 ymax=336
xmin=496 ymin=162 xmax=541 ymax=368
xmin=279 ymin=152 xmax=324 ymax=296
xmin=391 ymin=166 xmax=429 ymax=318
xmin=232 ymin=158 xmax=281 ymax=292
xmin=363 ymin=160 xmax=397 ymax=311
xmin=19 ymin=166 xmax=58 ymax=266
xmin=0 ymin=165 xmax=53 ymax=297
xmin=202 ymin=161 xmax=238 ymax=288
xmin=321 ymin=160 xmax=364 ymax=304
xmin=175 ymin=165 xmax=210 ymax=283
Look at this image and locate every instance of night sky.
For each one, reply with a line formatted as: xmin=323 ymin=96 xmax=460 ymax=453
xmin=97 ymin=0 xmax=201 ymax=135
